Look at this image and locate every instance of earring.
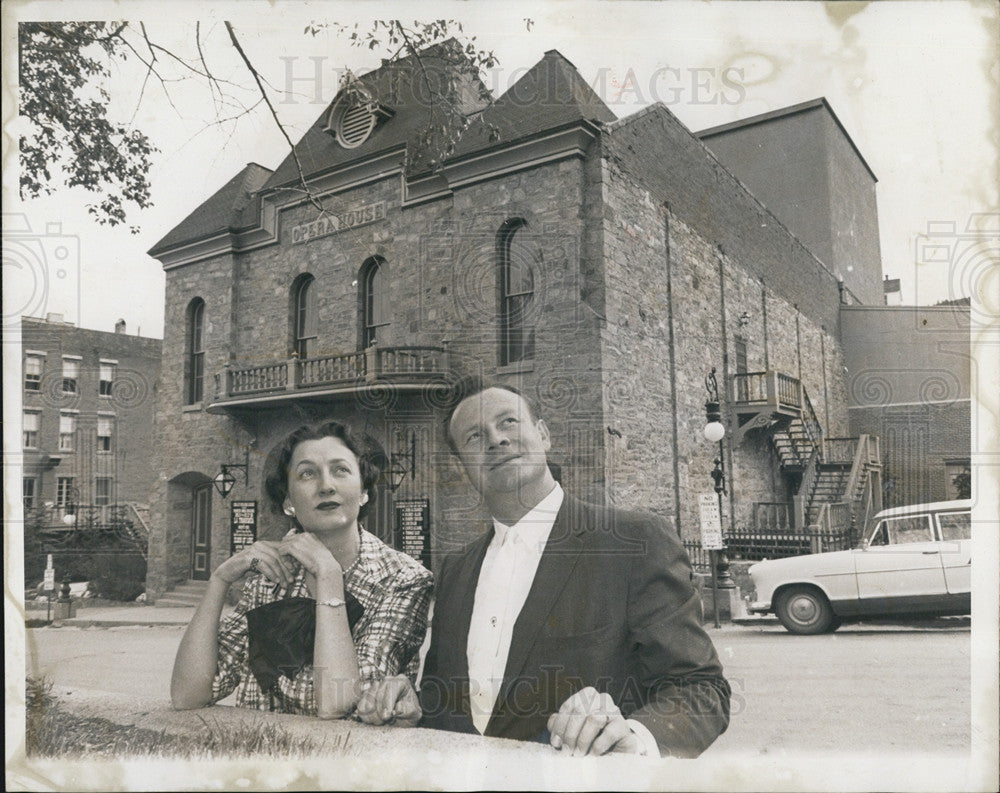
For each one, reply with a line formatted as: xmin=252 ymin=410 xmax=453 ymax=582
xmin=284 ymin=506 xmax=296 ymax=517
xmin=360 ymin=493 xmax=369 ymax=505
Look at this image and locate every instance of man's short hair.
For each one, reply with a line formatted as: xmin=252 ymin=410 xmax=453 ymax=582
xmin=441 ymin=374 xmax=539 ymax=455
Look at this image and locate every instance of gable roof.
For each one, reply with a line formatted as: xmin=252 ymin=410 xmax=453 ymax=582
xmin=262 ymin=39 xmax=491 ymax=190
xmin=449 ymin=49 xmax=615 ymax=159
xmin=149 ymin=46 xmax=615 ymax=259
xmin=148 ymin=162 xmax=272 ymax=256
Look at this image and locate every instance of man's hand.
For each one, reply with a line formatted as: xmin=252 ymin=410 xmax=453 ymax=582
xmin=547 ymin=687 xmax=642 ymax=756
xmin=356 ymin=675 xmax=421 ymax=727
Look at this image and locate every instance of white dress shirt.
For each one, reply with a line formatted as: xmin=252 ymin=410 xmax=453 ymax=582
xmin=466 ymin=483 xmax=564 ymax=733
xmin=464 ymin=483 xmax=658 ymax=755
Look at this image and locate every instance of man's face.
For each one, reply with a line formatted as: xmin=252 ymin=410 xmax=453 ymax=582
xmin=448 ymin=388 xmax=552 ymax=502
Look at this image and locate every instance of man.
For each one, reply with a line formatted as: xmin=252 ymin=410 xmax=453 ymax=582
xmin=357 ymin=377 xmax=730 ymax=757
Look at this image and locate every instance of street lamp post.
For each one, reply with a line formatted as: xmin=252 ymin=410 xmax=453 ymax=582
xmin=704 ymin=368 xmax=736 ymax=627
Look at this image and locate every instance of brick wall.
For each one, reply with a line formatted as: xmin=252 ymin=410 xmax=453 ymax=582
xmin=849 ymin=402 xmax=971 ymax=506
xmin=21 ymin=317 xmax=161 ymax=513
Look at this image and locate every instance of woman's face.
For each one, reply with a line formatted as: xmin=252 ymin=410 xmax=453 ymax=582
xmin=283 ymin=436 xmax=367 ymax=536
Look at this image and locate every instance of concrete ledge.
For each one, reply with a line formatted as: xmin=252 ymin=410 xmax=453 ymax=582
xmin=48 ymin=685 xmax=556 ymax=759
xmin=20 ymin=686 xmax=677 ymax=790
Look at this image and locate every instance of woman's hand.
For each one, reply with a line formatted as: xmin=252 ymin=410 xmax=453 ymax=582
xmin=212 ymin=540 xmax=292 ymax=587
xmin=279 ymin=532 xmax=342 ymax=580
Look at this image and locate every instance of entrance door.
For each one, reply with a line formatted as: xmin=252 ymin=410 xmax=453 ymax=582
xmin=191 ymin=483 xmax=212 ymax=580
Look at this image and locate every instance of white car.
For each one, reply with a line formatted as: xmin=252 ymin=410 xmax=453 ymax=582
xmin=748 ymin=500 xmax=972 ymax=634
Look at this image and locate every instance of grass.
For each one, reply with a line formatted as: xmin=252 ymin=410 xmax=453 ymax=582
xmin=24 ymin=677 xmax=349 ymax=758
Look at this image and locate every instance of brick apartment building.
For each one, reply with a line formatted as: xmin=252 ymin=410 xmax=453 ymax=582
xmin=841 ymin=301 xmax=972 ymax=507
xmin=145 ymin=44 xmax=899 ymax=598
xmin=20 ymin=315 xmax=161 ymax=558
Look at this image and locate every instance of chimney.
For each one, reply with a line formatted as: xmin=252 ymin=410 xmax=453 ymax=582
xmin=115 ymin=318 xmax=127 ymax=334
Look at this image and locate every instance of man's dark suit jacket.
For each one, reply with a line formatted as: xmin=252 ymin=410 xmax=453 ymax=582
xmin=419 ymin=494 xmax=731 ymax=757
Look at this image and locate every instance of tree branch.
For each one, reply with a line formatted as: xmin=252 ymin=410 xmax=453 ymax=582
xmin=224 ymin=21 xmax=324 ymax=214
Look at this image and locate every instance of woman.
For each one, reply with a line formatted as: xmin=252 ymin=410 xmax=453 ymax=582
xmin=170 ymin=421 xmax=432 ymax=720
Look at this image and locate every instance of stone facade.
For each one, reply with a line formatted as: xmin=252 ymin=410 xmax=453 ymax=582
xmin=146 ymin=47 xmax=881 ymax=597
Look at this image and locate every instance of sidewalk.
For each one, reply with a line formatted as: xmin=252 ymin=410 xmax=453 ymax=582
xmin=36 ymin=602 xmax=777 ymax=629
xmin=59 ymin=605 xmax=197 ymax=627
xmin=23 ymin=601 xmax=197 ymax=628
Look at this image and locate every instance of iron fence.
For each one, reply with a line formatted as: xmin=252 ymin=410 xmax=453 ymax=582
xmin=682 ymin=541 xmax=713 ymax=573
xmin=685 ymin=526 xmax=857 ymax=566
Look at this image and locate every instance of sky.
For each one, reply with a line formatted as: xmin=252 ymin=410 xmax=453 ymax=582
xmin=2 ymin=0 xmax=997 ymax=340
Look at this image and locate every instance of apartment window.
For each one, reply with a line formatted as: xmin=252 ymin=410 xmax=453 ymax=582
xmin=186 ymin=298 xmax=205 ymax=404
xmin=23 ymin=478 xmax=37 ymax=511
xmin=56 ymin=477 xmax=75 ymax=507
xmin=23 ymin=411 xmax=40 ymax=448
xmin=361 ymin=257 xmax=389 ymax=348
xmin=292 ymin=274 xmax=317 ymax=358
xmin=97 ymin=416 xmax=114 ymax=452
xmin=497 ymin=218 xmax=535 ymax=366
xmin=62 ymin=357 xmax=80 ymax=393
xmin=945 ymin=459 xmax=971 ymax=500
xmin=24 ymin=354 xmax=43 ymax=391
xmin=99 ymin=361 xmax=116 ymax=396
xmin=95 ymin=477 xmax=113 ymax=506
xmin=59 ymin=412 xmax=77 ymax=451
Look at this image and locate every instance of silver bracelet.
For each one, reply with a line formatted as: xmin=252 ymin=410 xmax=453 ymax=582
xmin=317 ymin=597 xmax=346 ymax=609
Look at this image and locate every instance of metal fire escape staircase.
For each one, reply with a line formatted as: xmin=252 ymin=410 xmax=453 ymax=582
xmin=731 ymin=371 xmax=882 ymax=542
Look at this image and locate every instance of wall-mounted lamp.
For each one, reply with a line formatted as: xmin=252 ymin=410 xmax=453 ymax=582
xmin=384 ymin=430 xmax=416 ymax=493
xmin=214 ymin=449 xmax=250 ymax=498
xmin=738 ymin=311 xmax=751 ymax=328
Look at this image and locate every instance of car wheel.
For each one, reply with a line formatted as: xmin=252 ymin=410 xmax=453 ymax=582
xmin=775 ymin=586 xmax=835 ymax=635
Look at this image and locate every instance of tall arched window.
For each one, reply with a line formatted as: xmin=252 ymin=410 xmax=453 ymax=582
xmin=361 ymin=256 xmax=389 ymax=348
xmin=292 ymin=274 xmax=317 ymax=358
xmin=185 ymin=298 xmax=205 ymax=404
xmin=497 ymin=218 xmax=535 ymax=365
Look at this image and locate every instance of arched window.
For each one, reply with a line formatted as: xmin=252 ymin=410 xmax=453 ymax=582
xmin=292 ymin=274 xmax=317 ymax=358
xmin=361 ymin=256 xmax=389 ymax=348
xmin=185 ymin=298 xmax=205 ymax=404
xmin=497 ymin=218 xmax=535 ymax=366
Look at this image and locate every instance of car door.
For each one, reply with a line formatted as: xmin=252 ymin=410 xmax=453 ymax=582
xmin=854 ymin=514 xmax=947 ymax=612
xmin=935 ymin=510 xmax=971 ymax=596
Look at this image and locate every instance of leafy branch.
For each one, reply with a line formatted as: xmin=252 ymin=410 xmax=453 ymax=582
xmin=18 ymin=18 xmax=531 ymax=231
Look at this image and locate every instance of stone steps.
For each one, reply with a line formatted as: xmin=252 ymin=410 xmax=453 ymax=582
xmin=155 ymin=579 xmax=209 ymax=608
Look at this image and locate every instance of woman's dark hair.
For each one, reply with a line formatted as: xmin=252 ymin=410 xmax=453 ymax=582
xmin=263 ymin=421 xmax=386 ymax=522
